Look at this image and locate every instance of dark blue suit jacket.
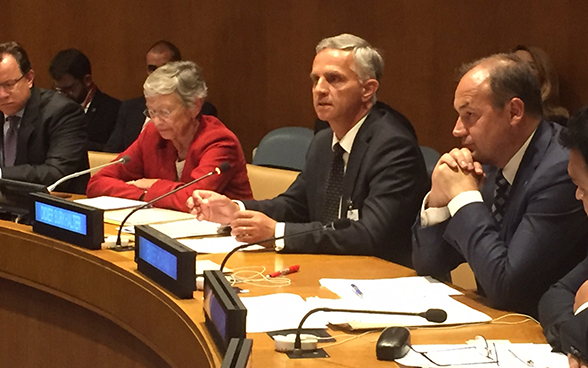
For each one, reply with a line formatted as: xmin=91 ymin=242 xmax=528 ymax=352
xmin=412 ymin=120 xmax=588 ymax=316
xmin=539 ymin=256 xmax=588 ymax=352
xmin=86 ymin=88 xmax=121 ymax=151
xmin=244 ymin=104 xmax=429 ymax=267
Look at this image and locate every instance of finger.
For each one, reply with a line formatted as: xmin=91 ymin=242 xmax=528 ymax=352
xmin=448 ymin=148 xmax=471 ymax=170
xmin=437 ymin=153 xmax=459 ymax=170
xmin=459 ymin=148 xmax=474 ymax=171
xmin=473 ymin=161 xmax=484 ymax=176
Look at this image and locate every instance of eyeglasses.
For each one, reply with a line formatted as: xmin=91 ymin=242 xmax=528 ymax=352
xmin=143 ymin=108 xmax=177 ymax=120
xmin=0 ymin=74 xmax=25 ymax=92
xmin=410 ymin=336 xmax=499 ymax=366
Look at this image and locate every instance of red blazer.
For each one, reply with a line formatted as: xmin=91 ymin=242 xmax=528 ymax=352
xmin=86 ymin=115 xmax=252 ymax=212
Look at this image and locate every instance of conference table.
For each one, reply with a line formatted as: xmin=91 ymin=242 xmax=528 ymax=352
xmin=0 ymin=218 xmax=547 ymax=368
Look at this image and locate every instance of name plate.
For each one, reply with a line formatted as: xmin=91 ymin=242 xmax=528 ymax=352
xmin=31 ymin=192 xmax=104 ymax=250
xmin=135 ymin=225 xmax=196 ymax=299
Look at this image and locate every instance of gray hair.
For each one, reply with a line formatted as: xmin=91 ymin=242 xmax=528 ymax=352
xmin=143 ymin=60 xmax=207 ymax=108
xmin=316 ymin=33 xmax=384 ymax=83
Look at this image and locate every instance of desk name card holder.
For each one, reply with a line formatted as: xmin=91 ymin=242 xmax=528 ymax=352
xmin=203 ymin=270 xmax=247 ymax=353
xmin=30 ymin=192 xmax=104 ymax=250
xmin=134 ymin=225 xmax=196 ymax=299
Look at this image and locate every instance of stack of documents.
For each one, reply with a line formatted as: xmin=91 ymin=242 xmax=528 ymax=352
xmin=240 ymin=276 xmax=492 ymax=333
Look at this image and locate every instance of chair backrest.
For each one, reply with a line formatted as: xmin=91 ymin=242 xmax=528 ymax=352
xmin=246 ymin=164 xmax=299 ymax=200
xmin=252 ymin=127 xmax=314 ymax=171
xmin=88 ymin=151 xmax=119 ymax=176
xmin=419 ymin=146 xmax=441 ymax=178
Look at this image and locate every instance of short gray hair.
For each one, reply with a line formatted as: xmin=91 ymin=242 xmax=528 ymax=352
xmin=143 ymin=60 xmax=207 ymax=108
xmin=316 ymin=33 xmax=384 ymax=83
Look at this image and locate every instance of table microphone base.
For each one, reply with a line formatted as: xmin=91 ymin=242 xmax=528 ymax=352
xmin=112 ymin=245 xmax=135 ymax=252
xmin=286 ymin=348 xmax=329 ymax=359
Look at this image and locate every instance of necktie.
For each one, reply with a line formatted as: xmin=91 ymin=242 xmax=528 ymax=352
xmin=491 ymin=170 xmax=511 ymax=227
xmin=4 ymin=116 xmax=18 ymax=167
xmin=321 ymin=143 xmax=345 ymax=223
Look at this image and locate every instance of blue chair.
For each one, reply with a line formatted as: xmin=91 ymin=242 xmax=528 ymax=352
xmin=252 ymin=127 xmax=314 ymax=171
xmin=420 ymin=146 xmax=441 ymax=178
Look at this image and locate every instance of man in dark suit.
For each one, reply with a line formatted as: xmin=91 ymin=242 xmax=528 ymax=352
xmin=412 ymin=54 xmax=588 ymax=317
xmin=105 ymin=40 xmax=217 ymax=153
xmin=187 ymin=34 xmax=428 ymax=267
xmin=0 ymin=42 xmax=88 ymax=193
xmin=49 ymin=48 xmax=120 ymax=151
xmin=538 ymin=106 xmax=588 ymax=366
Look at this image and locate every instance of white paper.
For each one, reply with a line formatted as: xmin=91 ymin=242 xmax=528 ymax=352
xmin=320 ymin=276 xmax=462 ymax=300
xmin=75 ymin=196 xmax=147 ymax=210
xmin=104 ymin=207 xmax=194 ymax=225
xmin=195 ymin=260 xmax=231 ymax=275
xmin=179 ymin=236 xmax=264 ymax=254
xmin=305 ymin=294 xmax=490 ymax=328
xmin=240 ymin=293 xmax=327 ymax=333
xmin=150 ymin=218 xmax=222 ymax=239
xmin=396 ymin=342 xmax=567 ymax=368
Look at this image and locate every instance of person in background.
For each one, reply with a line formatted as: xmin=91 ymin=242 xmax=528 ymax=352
xmin=412 ymin=53 xmax=588 ymax=317
xmin=187 ymin=33 xmax=428 ymax=267
xmin=86 ymin=61 xmax=251 ymax=211
xmin=513 ymin=44 xmax=569 ymax=125
xmin=538 ymin=106 xmax=588 ymax=367
xmin=0 ymin=41 xmax=88 ymax=194
xmin=49 ymin=48 xmax=121 ymax=151
xmin=105 ymin=40 xmax=217 ymax=153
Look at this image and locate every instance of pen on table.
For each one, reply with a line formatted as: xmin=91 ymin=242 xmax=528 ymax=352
xmin=268 ymin=265 xmax=300 ymax=278
xmin=351 ymin=283 xmax=363 ymax=298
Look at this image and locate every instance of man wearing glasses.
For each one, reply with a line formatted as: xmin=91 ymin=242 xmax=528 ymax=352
xmin=105 ymin=40 xmax=217 ymax=153
xmin=0 ymin=41 xmax=88 ymax=194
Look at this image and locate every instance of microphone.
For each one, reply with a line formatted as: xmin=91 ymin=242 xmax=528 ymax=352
xmin=114 ymin=162 xmax=231 ymax=250
xmin=288 ymin=307 xmax=447 ymax=355
xmin=48 ymin=155 xmax=131 ymax=192
xmin=219 ymin=218 xmax=352 ymax=272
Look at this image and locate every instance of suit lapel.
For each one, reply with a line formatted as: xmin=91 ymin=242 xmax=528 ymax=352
xmin=341 ymin=108 xmax=379 ymax=205
xmin=502 ymin=120 xmax=552 ymax=236
xmin=15 ymin=88 xmax=40 ymax=166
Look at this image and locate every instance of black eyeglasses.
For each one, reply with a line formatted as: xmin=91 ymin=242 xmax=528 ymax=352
xmin=0 ymin=74 xmax=25 ymax=92
xmin=410 ymin=336 xmax=499 ymax=366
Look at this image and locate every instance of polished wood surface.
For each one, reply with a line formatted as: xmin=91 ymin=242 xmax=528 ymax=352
xmin=0 ymin=219 xmax=546 ymax=367
xmin=3 ymin=1 xmax=588 ymax=157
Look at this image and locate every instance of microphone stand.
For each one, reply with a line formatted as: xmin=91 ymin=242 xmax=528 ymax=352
xmin=114 ymin=164 xmax=229 ymax=251
xmin=219 ymin=218 xmax=351 ymax=272
xmin=289 ymin=307 xmax=447 ymax=359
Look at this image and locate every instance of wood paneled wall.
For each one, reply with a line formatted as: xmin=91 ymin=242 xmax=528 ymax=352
xmin=2 ymin=0 xmax=588 ymax=158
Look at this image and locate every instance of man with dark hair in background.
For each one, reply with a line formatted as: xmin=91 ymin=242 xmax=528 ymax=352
xmin=0 ymin=42 xmax=88 ymax=194
xmin=49 ymin=48 xmax=121 ymax=151
xmin=105 ymin=40 xmax=217 ymax=153
xmin=412 ymin=54 xmax=588 ymax=317
xmin=539 ymin=106 xmax=588 ymax=367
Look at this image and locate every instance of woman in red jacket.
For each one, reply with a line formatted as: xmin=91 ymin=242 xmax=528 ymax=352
xmin=86 ymin=61 xmax=252 ymax=212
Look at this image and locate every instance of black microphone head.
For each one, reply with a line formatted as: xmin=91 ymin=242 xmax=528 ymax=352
xmin=424 ymin=309 xmax=447 ymax=323
xmin=216 ymin=162 xmax=231 ymax=175
xmin=332 ymin=218 xmax=352 ymax=230
xmin=120 ymin=155 xmax=131 ymax=164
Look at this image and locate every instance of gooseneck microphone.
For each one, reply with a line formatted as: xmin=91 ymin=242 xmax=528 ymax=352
xmin=47 ymin=155 xmax=131 ymax=192
xmin=219 ymin=218 xmax=352 ymax=272
xmin=291 ymin=307 xmax=447 ymax=355
xmin=114 ymin=162 xmax=231 ymax=250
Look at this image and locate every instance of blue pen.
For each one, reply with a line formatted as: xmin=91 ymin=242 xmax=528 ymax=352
xmin=350 ymin=283 xmax=363 ymax=298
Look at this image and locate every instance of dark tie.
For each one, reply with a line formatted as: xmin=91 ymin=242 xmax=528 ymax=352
xmin=491 ymin=170 xmax=511 ymax=227
xmin=4 ymin=116 xmax=18 ymax=167
xmin=321 ymin=143 xmax=345 ymax=223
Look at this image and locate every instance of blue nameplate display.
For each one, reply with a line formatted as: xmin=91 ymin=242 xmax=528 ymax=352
xmin=203 ymin=270 xmax=247 ymax=353
xmin=134 ymin=225 xmax=196 ymax=299
xmin=221 ymin=338 xmax=253 ymax=368
xmin=31 ymin=193 xmax=104 ymax=250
